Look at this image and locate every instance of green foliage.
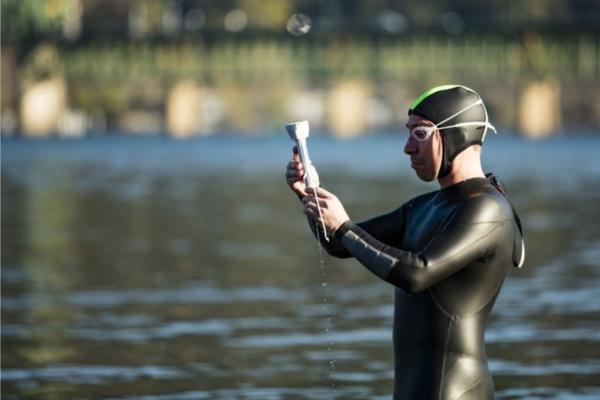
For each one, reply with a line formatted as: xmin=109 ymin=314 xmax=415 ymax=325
xmin=1 ymin=0 xmax=65 ymax=41
xmin=20 ymin=43 xmax=64 ymax=81
xmin=241 ymin=0 xmax=291 ymax=29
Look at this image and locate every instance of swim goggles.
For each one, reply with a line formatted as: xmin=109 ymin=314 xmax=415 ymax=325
xmin=409 ymin=99 xmax=497 ymax=143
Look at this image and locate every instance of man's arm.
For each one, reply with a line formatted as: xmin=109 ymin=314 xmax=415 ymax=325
xmin=334 ymin=196 xmax=508 ymax=293
xmin=309 ymin=204 xmax=409 ymax=258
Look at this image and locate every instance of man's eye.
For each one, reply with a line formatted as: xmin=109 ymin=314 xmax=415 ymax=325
xmin=413 ymin=128 xmax=429 ymax=140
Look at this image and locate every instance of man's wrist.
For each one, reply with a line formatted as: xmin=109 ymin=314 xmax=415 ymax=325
xmin=333 ymin=219 xmax=353 ymax=240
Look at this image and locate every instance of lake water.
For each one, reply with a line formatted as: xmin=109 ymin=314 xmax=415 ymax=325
xmin=2 ymin=134 xmax=600 ymax=399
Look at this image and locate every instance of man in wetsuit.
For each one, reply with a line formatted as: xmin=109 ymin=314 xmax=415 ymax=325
xmin=285 ymin=85 xmax=524 ymax=399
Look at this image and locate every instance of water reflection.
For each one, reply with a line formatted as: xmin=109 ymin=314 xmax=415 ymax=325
xmin=2 ymin=136 xmax=600 ymax=399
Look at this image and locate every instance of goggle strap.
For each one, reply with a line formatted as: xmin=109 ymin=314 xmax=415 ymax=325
xmin=437 ymin=121 xmax=497 ymax=133
xmin=436 ymin=99 xmax=483 ymax=128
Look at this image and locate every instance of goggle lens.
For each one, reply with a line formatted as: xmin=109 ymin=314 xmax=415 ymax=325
xmin=409 ymin=126 xmax=434 ymax=142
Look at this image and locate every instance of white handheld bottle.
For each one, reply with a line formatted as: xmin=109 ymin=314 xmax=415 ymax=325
xmin=286 ymin=121 xmax=327 ymax=240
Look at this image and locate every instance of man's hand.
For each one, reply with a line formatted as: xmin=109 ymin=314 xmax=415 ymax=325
xmin=285 ymin=146 xmax=307 ymax=199
xmin=303 ymin=187 xmax=350 ymax=235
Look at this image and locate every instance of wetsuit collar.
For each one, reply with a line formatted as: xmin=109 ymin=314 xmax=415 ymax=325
xmin=437 ymin=177 xmax=490 ymax=201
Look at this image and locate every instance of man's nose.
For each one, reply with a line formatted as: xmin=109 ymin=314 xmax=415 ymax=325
xmin=404 ymin=136 xmax=418 ymax=155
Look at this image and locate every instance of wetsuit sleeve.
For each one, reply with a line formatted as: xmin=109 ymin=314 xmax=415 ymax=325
xmin=334 ymin=197 xmax=507 ymax=293
xmin=308 ymin=204 xmax=409 ymax=259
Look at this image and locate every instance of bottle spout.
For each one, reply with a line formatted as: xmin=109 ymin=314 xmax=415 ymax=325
xmin=285 ymin=120 xmax=310 ymax=141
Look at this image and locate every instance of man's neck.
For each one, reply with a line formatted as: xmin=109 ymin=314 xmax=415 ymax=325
xmin=437 ymin=149 xmax=485 ymax=189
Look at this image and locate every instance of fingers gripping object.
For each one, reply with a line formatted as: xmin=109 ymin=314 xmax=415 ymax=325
xmin=285 ymin=121 xmax=320 ymax=188
xmin=285 ymin=121 xmax=328 ymax=241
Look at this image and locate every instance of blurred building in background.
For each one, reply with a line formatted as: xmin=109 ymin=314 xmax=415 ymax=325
xmin=1 ymin=0 xmax=599 ymax=138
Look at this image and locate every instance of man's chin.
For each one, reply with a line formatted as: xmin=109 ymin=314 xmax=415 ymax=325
xmin=415 ymin=170 xmax=436 ymax=182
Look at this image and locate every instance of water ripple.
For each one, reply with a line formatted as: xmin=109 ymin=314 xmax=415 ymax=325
xmin=2 ymin=365 xmax=187 ymax=384
xmin=487 ymin=324 xmax=600 ymax=343
xmin=497 ymin=387 xmax=600 ymax=400
xmin=491 ymin=359 xmax=600 ymax=376
xmin=1 ymin=283 xmax=310 ymax=311
xmin=104 ymin=386 xmax=373 ymax=400
xmin=70 ymin=319 xmax=233 ymax=342
xmin=228 ymin=328 xmax=391 ymax=348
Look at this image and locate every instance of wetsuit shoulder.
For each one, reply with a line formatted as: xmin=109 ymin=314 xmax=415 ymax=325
xmin=447 ymin=185 xmax=513 ymax=225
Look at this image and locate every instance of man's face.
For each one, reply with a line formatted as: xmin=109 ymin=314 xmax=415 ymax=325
xmin=404 ymin=114 xmax=443 ymax=182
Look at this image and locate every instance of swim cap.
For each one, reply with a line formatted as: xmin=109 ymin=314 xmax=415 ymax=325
xmin=408 ymin=85 xmax=493 ymax=178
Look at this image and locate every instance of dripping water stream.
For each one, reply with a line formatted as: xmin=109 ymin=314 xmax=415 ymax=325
xmin=314 ymin=224 xmax=337 ymax=396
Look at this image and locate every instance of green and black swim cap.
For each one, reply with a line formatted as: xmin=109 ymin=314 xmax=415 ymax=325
xmin=408 ymin=85 xmax=494 ymax=178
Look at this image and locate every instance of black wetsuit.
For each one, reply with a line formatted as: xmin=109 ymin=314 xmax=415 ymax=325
xmin=317 ymin=177 xmax=520 ymax=400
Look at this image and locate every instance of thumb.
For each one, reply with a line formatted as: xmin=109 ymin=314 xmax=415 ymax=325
xmin=292 ymin=146 xmax=300 ymax=162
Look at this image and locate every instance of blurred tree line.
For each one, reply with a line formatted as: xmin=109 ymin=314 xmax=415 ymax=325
xmin=1 ymin=0 xmax=599 ymax=137
xmin=3 ymin=0 xmax=599 ymax=42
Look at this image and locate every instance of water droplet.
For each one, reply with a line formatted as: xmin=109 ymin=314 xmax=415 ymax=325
xmin=286 ymin=13 xmax=312 ymax=36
